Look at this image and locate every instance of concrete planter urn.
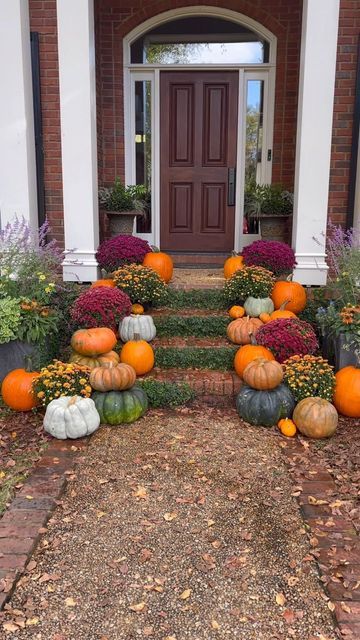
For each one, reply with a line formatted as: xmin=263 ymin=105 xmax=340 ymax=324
xmin=258 ymin=214 xmax=291 ymax=244
xmin=103 ymin=210 xmax=143 ymax=237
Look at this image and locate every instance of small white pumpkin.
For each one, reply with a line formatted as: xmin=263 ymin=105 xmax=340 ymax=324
xmin=244 ymin=296 xmax=274 ymax=318
xmin=119 ymin=314 xmax=156 ymax=343
xmin=43 ymin=396 xmax=100 ymax=440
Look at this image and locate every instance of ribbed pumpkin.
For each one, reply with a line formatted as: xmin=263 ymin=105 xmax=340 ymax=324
xmin=227 ymin=317 xmax=263 ymax=345
xmin=271 ymin=281 xmax=307 ymax=314
xmin=333 ymin=366 xmax=360 ymax=418
xmin=244 ymin=296 xmax=274 ymax=318
xmin=90 ymin=362 xmax=137 ymax=392
xmin=278 ymin=418 xmax=297 ymax=437
xmin=229 ymin=305 xmax=245 ymax=319
xmin=143 ymin=248 xmax=173 ymax=283
xmin=1 ymin=367 xmax=39 ymax=412
xmin=236 ymin=384 xmax=295 ymax=427
xmin=243 ymin=358 xmax=284 ymax=390
xmin=293 ymin=397 xmax=338 ymax=438
xmin=120 ymin=334 xmax=154 ymax=375
xmin=234 ymin=342 xmax=275 ymax=378
xmin=69 ymin=350 xmax=119 ymax=369
xmin=71 ymin=328 xmax=117 ymax=357
xmin=92 ymin=387 xmax=148 ymax=424
xmin=119 ymin=314 xmax=156 ymax=343
xmin=224 ymin=253 xmax=244 ymax=279
xmin=90 ymin=279 xmax=115 ymax=288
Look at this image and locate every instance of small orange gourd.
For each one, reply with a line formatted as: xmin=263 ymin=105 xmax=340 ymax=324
xmin=120 ymin=333 xmax=154 ymax=376
xmin=278 ymin=418 xmax=297 ymax=437
xmin=223 ymin=253 xmax=244 ymax=279
xmin=90 ymin=279 xmax=115 ymax=288
xmin=228 ymin=305 xmax=245 ymax=319
xmin=259 ymin=313 xmax=272 ymax=323
xmin=131 ymin=303 xmax=145 ymax=315
xmin=260 ymin=302 xmax=296 ymax=324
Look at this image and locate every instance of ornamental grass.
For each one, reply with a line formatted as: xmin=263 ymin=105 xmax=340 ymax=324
xmin=255 ymin=318 xmax=318 ymax=363
xmin=283 ymin=354 xmax=335 ymax=402
xmin=33 ymin=360 xmax=91 ymax=406
xmin=113 ymin=263 xmax=168 ymax=305
xmin=223 ymin=265 xmax=275 ymax=306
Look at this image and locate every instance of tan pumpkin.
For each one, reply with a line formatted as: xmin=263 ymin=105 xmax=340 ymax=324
xmin=234 ymin=341 xmax=275 ymax=378
xmin=90 ymin=362 xmax=136 ymax=392
xmin=69 ymin=350 xmax=119 ymax=369
xmin=243 ymin=357 xmax=284 ymax=390
xmin=293 ymin=397 xmax=338 ymax=439
xmin=227 ymin=316 xmax=263 ymax=345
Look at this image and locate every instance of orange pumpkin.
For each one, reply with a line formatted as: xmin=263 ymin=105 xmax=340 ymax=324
xmin=243 ymin=357 xmax=284 ymax=390
xmin=90 ymin=279 xmax=115 ymax=288
xmin=143 ymin=248 xmax=173 ymax=283
xmin=278 ymin=418 xmax=297 ymax=437
xmin=224 ymin=253 xmax=244 ymax=279
xmin=227 ymin=316 xmax=263 ymax=345
xmin=229 ymin=305 xmax=245 ymax=319
xmin=90 ymin=362 xmax=137 ymax=392
xmin=1 ymin=367 xmax=39 ymax=411
xmin=131 ymin=303 xmax=144 ymax=315
xmin=333 ymin=366 xmax=360 ymax=418
xmin=120 ymin=334 xmax=154 ymax=375
xmin=234 ymin=342 xmax=275 ymax=378
xmin=69 ymin=350 xmax=119 ymax=369
xmin=271 ymin=281 xmax=307 ymax=314
xmin=259 ymin=313 xmax=272 ymax=323
xmin=71 ymin=328 xmax=117 ymax=357
xmin=260 ymin=302 xmax=296 ymax=324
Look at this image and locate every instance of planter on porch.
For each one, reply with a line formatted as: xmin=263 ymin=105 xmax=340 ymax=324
xmin=258 ymin=214 xmax=291 ymax=244
xmin=0 ymin=340 xmax=38 ymax=383
xmin=321 ymin=332 xmax=358 ymax=372
xmin=103 ymin=210 xmax=143 ymax=237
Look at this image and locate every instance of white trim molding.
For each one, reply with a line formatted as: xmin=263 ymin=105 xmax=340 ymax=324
xmin=0 ymin=0 xmax=38 ymax=229
xmin=57 ymin=0 xmax=100 ymax=282
xmin=292 ymin=0 xmax=340 ymax=285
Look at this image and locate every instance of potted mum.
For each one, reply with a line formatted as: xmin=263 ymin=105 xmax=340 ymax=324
xmin=244 ymin=181 xmax=293 ymax=243
xmin=99 ymin=178 xmax=150 ymax=237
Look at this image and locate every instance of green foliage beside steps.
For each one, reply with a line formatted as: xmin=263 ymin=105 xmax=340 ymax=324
xmin=154 ymin=288 xmax=225 ymax=311
xmin=154 ymin=315 xmax=230 ymax=337
xmin=137 ymin=378 xmax=195 ymax=408
xmin=155 ymin=346 xmax=237 ymax=371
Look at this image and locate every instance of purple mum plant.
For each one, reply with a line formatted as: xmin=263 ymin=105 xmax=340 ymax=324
xmin=242 ymin=240 xmax=296 ymax=276
xmin=70 ymin=286 xmax=131 ymax=330
xmin=256 ymin=318 xmax=318 ymax=363
xmin=96 ymin=235 xmax=151 ymax=273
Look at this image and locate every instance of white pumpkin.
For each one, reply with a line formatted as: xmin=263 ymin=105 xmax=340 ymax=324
xmin=43 ymin=396 xmax=100 ymax=440
xmin=119 ymin=314 xmax=156 ymax=342
xmin=244 ymin=296 xmax=274 ymax=318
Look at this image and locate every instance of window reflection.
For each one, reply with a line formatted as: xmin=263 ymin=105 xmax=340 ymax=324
xmin=244 ymin=79 xmax=264 ymax=234
xmin=135 ymin=80 xmax=152 ymax=233
xmin=144 ymin=42 xmax=263 ymax=65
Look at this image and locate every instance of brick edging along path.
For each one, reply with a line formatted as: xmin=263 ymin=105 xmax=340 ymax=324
xmin=0 ymin=438 xmax=88 ymax=609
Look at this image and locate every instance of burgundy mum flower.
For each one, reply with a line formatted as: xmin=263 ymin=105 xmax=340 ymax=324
xmin=242 ymin=240 xmax=296 ymax=276
xmin=96 ymin=235 xmax=151 ymax=272
xmin=256 ymin=318 xmax=318 ymax=363
xmin=71 ymin=286 xmax=131 ymax=330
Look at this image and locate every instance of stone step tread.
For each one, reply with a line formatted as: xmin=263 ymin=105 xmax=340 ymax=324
xmin=152 ymin=337 xmax=231 ymax=348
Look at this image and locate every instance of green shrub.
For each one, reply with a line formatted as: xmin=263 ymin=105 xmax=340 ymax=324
xmin=155 ymin=346 xmax=236 ymax=370
xmin=154 ymin=289 xmax=225 ymax=310
xmin=154 ymin=315 xmax=230 ymax=337
xmin=137 ymin=378 xmax=195 ymax=407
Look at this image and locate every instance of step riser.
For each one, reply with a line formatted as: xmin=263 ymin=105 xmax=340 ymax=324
xmin=143 ymin=369 xmax=242 ymax=398
xmin=170 ymin=254 xmax=227 ymax=267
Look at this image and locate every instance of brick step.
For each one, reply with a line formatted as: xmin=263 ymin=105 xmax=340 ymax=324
xmin=169 ymin=253 xmax=227 ymax=267
xmin=152 ymin=336 xmax=230 ymax=348
xmin=152 ymin=309 xmax=227 ymax=317
xmin=142 ymin=367 xmax=242 ymax=399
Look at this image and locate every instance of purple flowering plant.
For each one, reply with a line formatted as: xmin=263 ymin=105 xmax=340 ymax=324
xmin=96 ymin=235 xmax=151 ymax=273
xmin=242 ymin=240 xmax=296 ymax=276
xmin=70 ymin=286 xmax=132 ymax=330
xmin=256 ymin=318 xmax=318 ymax=363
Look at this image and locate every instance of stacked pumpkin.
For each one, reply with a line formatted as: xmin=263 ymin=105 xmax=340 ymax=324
xmin=69 ymin=327 xmax=119 ymax=369
xmin=118 ymin=308 xmax=155 ymax=376
xmin=90 ymin=362 xmax=148 ymax=425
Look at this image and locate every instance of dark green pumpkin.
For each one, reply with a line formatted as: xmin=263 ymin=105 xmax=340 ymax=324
xmin=236 ymin=383 xmax=295 ymax=427
xmin=92 ymin=386 xmax=148 ymax=425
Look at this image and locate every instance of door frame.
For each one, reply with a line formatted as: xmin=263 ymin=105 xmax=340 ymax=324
xmin=123 ymin=6 xmax=276 ymax=251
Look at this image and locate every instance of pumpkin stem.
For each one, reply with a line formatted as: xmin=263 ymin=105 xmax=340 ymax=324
xmin=279 ymin=300 xmax=291 ymax=310
xmin=286 ymin=273 xmax=293 ymax=282
xmin=249 ymin=332 xmax=258 ymax=346
xmin=230 ymin=250 xmax=242 ymax=257
xmin=67 ymin=397 xmax=78 ymax=407
xmin=133 ymin=332 xmax=141 ymax=342
xmin=150 ymin=245 xmax=160 ymax=253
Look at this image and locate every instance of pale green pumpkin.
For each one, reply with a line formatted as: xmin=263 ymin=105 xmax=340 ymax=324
xmin=244 ymin=296 xmax=274 ymax=318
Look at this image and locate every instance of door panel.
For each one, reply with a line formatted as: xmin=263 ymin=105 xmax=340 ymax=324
xmin=160 ymin=71 xmax=238 ymax=252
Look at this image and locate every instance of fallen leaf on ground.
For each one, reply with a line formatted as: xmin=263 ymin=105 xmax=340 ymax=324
xmin=276 ymin=592 xmax=286 ymax=606
xmin=163 ymin=512 xmax=177 ymax=521
xmin=179 ymin=589 xmax=192 ymax=600
xmin=64 ymin=597 xmax=76 ymax=607
xmin=129 ymin=602 xmax=146 ymax=612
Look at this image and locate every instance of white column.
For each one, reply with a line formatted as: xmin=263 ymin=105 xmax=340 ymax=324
xmin=292 ymin=0 xmax=340 ymax=285
xmin=0 ymin=0 xmax=38 ymax=228
xmin=57 ymin=0 xmax=99 ymax=282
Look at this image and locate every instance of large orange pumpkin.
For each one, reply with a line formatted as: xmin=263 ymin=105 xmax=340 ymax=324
xmin=90 ymin=279 xmax=115 ymax=288
xmin=243 ymin=357 xmax=284 ymax=390
xmin=224 ymin=253 xmax=244 ymax=279
xmin=227 ymin=316 xmax=263 ymax=345
xmin=1 ymin=368 xmax=39 ymax=411
xmin=143 ymin=248 xmax=173 ymax=283
xmin=271 ymin=281 xmax=307 ymax=314
xmin=293 ymin=397 xmax=338 ymax=438
xmin=120 ymin=334 xmax=154 ymax=375
xmin=234 ymin=343 xmax=275 ymax=378
xmin=333 ymin=366 xmax=360 ymax=418
xmin=71 ymin=328 xmax=117 ymax=357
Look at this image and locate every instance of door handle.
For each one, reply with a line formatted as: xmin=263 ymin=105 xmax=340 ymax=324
xmin=228 ymin=167 xmax=236 ymax=206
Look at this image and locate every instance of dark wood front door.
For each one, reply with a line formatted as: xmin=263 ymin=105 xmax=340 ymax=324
xmin=160 ymin=71 xmax=239 ymax=252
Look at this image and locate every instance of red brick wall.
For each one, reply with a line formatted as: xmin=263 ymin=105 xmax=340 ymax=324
xmin=328 ymin=0 xmax=360 ymax=227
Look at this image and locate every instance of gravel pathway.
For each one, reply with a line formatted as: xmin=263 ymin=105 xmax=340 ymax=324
xmin=2 ymin=407 xmax=337 ymax=640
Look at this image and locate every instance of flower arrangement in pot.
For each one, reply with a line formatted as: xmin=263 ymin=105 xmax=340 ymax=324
xmin=244 ymin=181 xmax=293 ymax=243
xmin=99 ymin=178 xmax=150 ymax=237
xmin=223 ymin=265 xmax=275 ymax=317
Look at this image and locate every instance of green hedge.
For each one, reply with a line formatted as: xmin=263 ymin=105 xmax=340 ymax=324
xmin=155 ymin=346 xmax=237 ymax=371
xmin=154 ymin=288 xmax=225 ymax=311
xmin=137 ymin=378 xmax=195 ymax=407
xmin=154 ymin=315 xmax=230 ymax=337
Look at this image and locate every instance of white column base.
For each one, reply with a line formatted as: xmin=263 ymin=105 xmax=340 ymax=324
xmin=293 ymin=253 xmax=328 ymax=285
xmin=62 ymin=250 xmax=99 ymax=282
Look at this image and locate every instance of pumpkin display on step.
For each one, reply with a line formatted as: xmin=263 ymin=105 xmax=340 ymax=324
xmin=227 ymin=316 xmax=263 ymax=345
xmin=131 ymin=303 xmax=144 ymax=315
xmin=69 ymin=350 xmax=120 ymax=369
xmin=234 ymin=341 xmax=275 ymax=378
xmin=236 ymin=384 xmax=295 ymax=427
xmin=259 ymin=302 xmax=297 ymax=323
xmin=228 ymin=305 xmax=245 ymax=319
xmin=243 ymin=357 xmax=284 ymax=390
xmin=278 ymin=418 xmax=297 ymax=437
xmin=92 ymin=387 xmax=148 ymax=424
xmin=43 ymin=396 xmax=100 ymax=439
xmin=90 ymin=279 xmax=115 ymax=288
xmin=244 ymin=296 xmax=274 ymax=318
xmin=223 ymin=253 xmax=244 ymax=279
xmin=120 ymin=334 xmax=154 ymax=375
xmin=90 ymin=362 xmax=136 ymax=392
xmin=293 ymin=397 xmax=338 ymax=438
xmin=333 ymin=365 xmax=360 ymax=418
xmin=71 ymin=327 xmax=117 ymax=357
xmin=119 ymin=314 xmax=156 ymax=343
xmin=1 ymin=365 xmax=39 ymax=411
xmin=271 ymin=280 xmax=307 ymax=314
xmin=143 ymin=247 xmax=174 ymax=283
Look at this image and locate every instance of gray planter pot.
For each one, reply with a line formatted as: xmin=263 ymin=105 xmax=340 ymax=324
xmin=321 ymin=332 xmax=358 ymax=371
xmin=258 ymin=214 xmax=291 ymax=244
xmin=103 ymin=210 xmax=143 ymax=236
xmin=0 ymin=340 xmax=38 ymax=383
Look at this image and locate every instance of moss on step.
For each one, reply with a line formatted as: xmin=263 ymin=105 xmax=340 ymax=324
xmin=155 ymin=288 xmax=225 ymax=311
xmin=154 ymin=346 xmax=237 ymax=371
xmin=137 ymin=378 xmax=195 ymax=407
xmin=154 ymin=315 xmax=230 ymax=337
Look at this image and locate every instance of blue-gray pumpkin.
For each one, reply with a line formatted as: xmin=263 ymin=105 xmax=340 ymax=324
xmin=92 ymin=386 xmax=148 ymax=425
xmin=236 ymin=383 xmax=295 ymax=427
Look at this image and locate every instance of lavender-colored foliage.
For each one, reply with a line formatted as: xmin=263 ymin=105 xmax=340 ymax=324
xmin=326 ymin=220 xmax=359 ymax=277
